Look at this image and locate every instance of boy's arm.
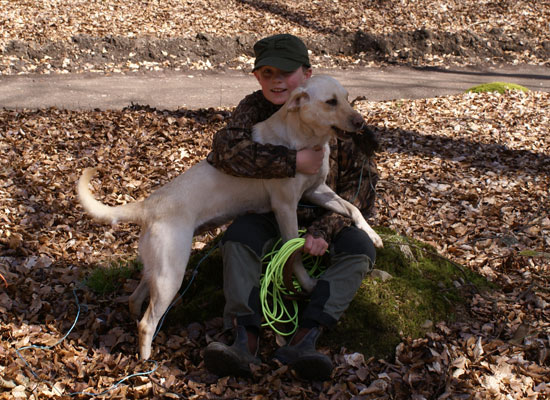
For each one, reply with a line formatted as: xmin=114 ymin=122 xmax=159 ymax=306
xmin=207 ymin=91 xmax=297 ymax=179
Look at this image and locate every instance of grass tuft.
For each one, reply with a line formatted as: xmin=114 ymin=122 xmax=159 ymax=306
xmin=85 ymin=259 xmax=142 ymax=296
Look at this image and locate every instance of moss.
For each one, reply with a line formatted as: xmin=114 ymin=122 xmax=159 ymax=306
xmin=86 ymin=259 xmax=142 ymax=296
xmin=321 ymin=227 xmax=492 ymax=358
xmin=466 ymin=82 xmax=529 ymax=94
xmin=519 ymin=249 xmax=550 ymax=258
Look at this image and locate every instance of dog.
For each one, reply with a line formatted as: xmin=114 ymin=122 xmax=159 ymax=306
xmin=78 ymin=75 xmax=383 ymax=359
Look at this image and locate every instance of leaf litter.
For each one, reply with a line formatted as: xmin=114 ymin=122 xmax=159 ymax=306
xmin=1 ymin=89 xmax=549 ymax=398
xmin=1 ymin=1 xmax=550 ymax=398
xmin=1 ymin=0 xmax=549 ymax=74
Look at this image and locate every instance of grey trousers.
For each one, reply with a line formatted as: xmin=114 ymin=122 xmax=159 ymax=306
xmin=220 ymin=213 xmax=375 ymax=331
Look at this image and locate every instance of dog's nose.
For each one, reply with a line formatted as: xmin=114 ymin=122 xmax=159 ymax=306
xmin=351 ymin=113 xmax=365 ymax=130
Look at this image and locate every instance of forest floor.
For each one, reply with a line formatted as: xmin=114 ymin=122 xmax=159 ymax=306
xmin=1 ymin=1 xmax=549 ymax=399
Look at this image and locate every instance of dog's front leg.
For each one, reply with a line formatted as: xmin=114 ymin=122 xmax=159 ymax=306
xmin=272 ymin=201 xmax=317 ymax=293
xmin=304 ymin=183 xmax=383 ymax=248
xmin=290 ymin=252 xmax=317 ymax=293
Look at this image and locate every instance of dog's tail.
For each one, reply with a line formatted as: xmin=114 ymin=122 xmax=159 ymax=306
xmin=78 ymin=168 xmax=145 ymax=225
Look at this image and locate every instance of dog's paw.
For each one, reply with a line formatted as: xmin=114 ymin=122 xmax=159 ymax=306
xmin=358 ymin=222 xmax=383 ymax=248
xmin=300 ymin=277 xmax=318 ymax=293
xmin=370 ymin=231 xmax=384 ymax=248
xmin=293 ymin=260 xmax=318 ymax=292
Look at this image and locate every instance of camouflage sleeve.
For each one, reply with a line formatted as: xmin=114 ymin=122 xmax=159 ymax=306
xmin=305 ymin=212 xmax=353 ymax=243
xmin=206 ymin=91 xmax=297 ymax=179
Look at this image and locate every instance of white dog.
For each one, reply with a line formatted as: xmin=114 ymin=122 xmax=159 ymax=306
xmin=78 ymin=75 xmax=383 ymax=359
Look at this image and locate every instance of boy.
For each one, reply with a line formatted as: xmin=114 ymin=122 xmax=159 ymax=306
xmin=204 ymin=34 xmax=379 ymax=381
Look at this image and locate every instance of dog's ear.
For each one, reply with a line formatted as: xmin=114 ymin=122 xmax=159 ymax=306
xmin=287 ymin=88 xmax=310 ymax=112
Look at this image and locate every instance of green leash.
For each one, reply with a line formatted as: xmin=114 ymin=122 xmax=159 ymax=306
xmin=260 ymin=233 xmax=326 ymax=336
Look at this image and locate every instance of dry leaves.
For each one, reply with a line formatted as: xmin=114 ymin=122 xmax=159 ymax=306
xmin=1 ymin=0 xmax=549 ymax=74
xmin=1 ymin=1 xmax=549 ymax=397
xmin=1 ymin=90 xmax=549 ymax=398
xmin=2 ymin=0 xmax=548 ymax=47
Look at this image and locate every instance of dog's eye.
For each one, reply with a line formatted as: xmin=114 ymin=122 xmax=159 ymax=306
xmin=325 ymin=98 xmax=338 ymax=106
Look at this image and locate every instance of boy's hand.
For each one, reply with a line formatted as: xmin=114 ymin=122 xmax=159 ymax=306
xmin=296 ymin=146 xmax=325 ymax=175
xmin=303 ymin=234 xmax=329 ymax=257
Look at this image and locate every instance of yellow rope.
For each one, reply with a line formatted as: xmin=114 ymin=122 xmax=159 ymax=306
xmin=260 ymin=234 xmax=326 ymax=336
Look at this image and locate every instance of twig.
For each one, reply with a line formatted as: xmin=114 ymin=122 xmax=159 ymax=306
xmin=0 ymin=272 xmax=7 ymax=288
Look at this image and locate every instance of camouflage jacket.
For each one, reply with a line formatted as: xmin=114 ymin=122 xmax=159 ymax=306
xmin=206 ymin=90 xmax=379 ymax=244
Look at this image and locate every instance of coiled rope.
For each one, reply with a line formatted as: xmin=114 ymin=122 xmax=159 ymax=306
xmin=260 ymin=233 xmax=326 ymax=336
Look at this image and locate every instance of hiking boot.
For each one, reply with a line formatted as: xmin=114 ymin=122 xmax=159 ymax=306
xmin=204 ymin=325 xmax=261 ymax=377
xmin=273 ymin=327 xmax=333 ymax=380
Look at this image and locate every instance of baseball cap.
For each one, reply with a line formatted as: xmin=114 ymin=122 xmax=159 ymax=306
xmin=253 ymin=34 xmax=311 ymax=72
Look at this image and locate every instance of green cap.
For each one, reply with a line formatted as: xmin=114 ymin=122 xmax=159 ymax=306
xmin=253 ymin=34 xmax=310 ymax=72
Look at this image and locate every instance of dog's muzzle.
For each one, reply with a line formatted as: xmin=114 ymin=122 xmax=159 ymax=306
xmin=331 ymin=125 xmax=358 ymax=140
xmin=331 ymin=113 xmax=365 ymax=139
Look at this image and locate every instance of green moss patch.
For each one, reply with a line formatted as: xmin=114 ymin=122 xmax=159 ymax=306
xmin=466 ymin=82 xmax=529 ymax=94
xmin=322 ymin=227 xmax=492 ymax=358
xmin=86 ymin=259 xmax=142 ymax=296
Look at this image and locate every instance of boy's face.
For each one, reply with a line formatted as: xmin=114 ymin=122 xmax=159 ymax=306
xmin=253 ymin=66 xmax=312 ymax=105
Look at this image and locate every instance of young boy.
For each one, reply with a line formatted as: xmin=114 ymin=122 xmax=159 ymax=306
xmin=204 ymin=34 xmax=380 ymax=381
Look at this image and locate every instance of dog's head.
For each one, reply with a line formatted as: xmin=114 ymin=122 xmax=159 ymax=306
xmin=286 ymin=75 xmax=365 ymax=140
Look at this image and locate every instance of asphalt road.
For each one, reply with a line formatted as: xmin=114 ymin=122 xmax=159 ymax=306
xmin=1 ymin=64 xmax=549 ymax=110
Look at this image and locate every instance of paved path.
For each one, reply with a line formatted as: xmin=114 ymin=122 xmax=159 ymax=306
xmin=1 ymin=65 xmax=549 ymax=110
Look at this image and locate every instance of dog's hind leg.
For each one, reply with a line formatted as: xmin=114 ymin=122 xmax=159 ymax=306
xmin=129 ymin=275 xmax=148 ymax=318
xmin=137 ymin=221 xmax=193 ymax=359
xmin=129 ymin=231 xmax=154 ymax=318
